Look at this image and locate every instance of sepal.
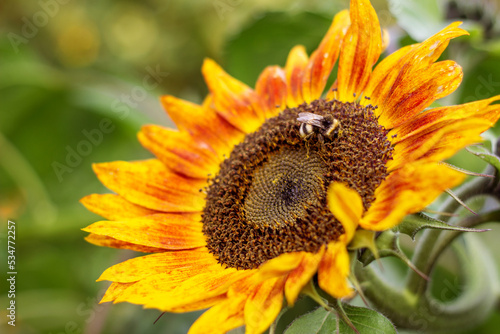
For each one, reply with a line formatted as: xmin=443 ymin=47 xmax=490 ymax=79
xmin=393 ymin=213 xmax=489 ymax=240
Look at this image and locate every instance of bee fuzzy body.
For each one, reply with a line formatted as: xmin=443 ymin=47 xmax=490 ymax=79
xmin=297 ymin=112 xmax=340 ymax=139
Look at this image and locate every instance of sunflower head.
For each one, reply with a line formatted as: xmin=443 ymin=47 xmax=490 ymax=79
xmin=82 ymin=0 xmax=500 ymax=333
xmin=202 ymin=99 xmax=393 ymax=270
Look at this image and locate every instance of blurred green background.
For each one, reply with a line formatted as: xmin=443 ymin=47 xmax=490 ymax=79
xmin=1 ymin=0 xmax=500 ymax=333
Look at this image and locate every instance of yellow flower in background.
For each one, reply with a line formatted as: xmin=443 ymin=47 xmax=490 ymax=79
xmin=81 ymin=0 xmax=500 ymax=333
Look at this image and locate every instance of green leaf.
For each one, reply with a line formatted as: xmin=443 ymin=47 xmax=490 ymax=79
xmin=339 ymin=304 xmax=397 ymax=334
xmin=466 ymin=145 xmax=500 ymax=173
xmin=284 ymin=305 xmax=397 ymax=334
xmin=284 ymin=307 xmax=336 ymax=334
xmin=394 ymin=213 xmax=489 ymax=240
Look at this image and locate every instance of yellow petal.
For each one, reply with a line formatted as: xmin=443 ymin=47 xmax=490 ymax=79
xmin=93 ymin=159 xmax=206 ymax=212
xmin=318 ymin=242 xmax=353 ymax=299
xmin=100 ymin=282 xmax=134 ymax=303
xmin=138 ymin=125 xmax=221 ymax=178
xmin=80 ymin=194 xmax=157 ymax=220
xmin=188 ymin=296 xmax=246 ymax=334
xmin=257 ymin=252 xmax=304 ymax=281
xmin=284 ymin=249 xmax=325 ymax=306
xmin=244 ymin=276 xmax=286 ymax=334
xmin=327 ymin=182 xmax=363 ymax=242
xmin=97 ymin=248 xmax=218 ymax=283
xmin=84 ymin=234 xmax=165 ymax=253
xmin=82 ymin=214 xmax=206 ymax=250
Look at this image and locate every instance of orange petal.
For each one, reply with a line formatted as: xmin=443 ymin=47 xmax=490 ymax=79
xmin=100 ymin=282 xmax=134 ymax=303
xmin=360 ymin=161 xmax=465 ymax=231
xmin=138 ymin=125 xmax=220 ymax=179
xmin=84 ymin=234 xmax=166 ymax=253
xmin=244 ymin=276 xmax=287 ymax=334
xmin=363 ymin=22 xmax=468 ymax=128
xmin=391 ymin=96 xmax=500 ymax=141
xmin=318 ymin=242 xmax=353 ymax=299
xmin=337 ymin=0 xmax=382 ymax=102
xmin=93 ymin=160 xmax=206 ymax=212
xmin=285 ymin=45 xmax=309 ymax=108
xmin=255 ymin=66 xmax=288 ymax=117
xmin=188 ymin=296 xmax=246 ymax=334
xmin=389 ymin=118 xmax=491 ymax=170
xmin=202 ymin=58 xmax=265 ymax=133
xmin=327 ymin=182 xmax=363 ymax=242
xmin=80 ymin=194 xmax=157 ymax=220
xmin=377 ymin=60 xmax=463 ymax=129
xmin=303 ymin=9 xmax=350 ymax=102
xmin=161 ymin=95 xmax=245 ymax=156
xmin=82 ymin=214 xmax=206 ymax=250
xmin=97 ymin=248 xmax=218 ymax=283
xmin=284 ymin=249 xmax=324 ymax=306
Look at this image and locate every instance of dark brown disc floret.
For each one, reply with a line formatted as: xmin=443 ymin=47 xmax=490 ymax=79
xmin=202 ymin=99 xmax=393 ymax=270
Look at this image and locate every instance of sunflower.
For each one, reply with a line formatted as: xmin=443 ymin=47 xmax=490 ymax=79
xmin=81 ymin=0 xmax=500 ymax=333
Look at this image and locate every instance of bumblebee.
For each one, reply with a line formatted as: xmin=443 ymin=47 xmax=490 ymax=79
xmin=297 ymin=112 xmax=340 ymax=139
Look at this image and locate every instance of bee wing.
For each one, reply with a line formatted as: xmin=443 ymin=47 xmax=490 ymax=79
xmin=297 ymin=112 xmax=324 ymax=128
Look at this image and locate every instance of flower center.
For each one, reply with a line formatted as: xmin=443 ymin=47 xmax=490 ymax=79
xmin=202 ymin=99 xmax=393 ymax=270
xmin=244 ymin=148 xmax=327 ymax=228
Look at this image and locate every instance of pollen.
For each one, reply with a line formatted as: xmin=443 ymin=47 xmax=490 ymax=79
xmin=202 ymin=99 xmax=393 ymax=270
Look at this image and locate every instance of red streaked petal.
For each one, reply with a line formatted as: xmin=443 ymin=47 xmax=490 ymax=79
xmin=80 ymin=194 xmax=157 ymax=220
xmin=363 ymin=22 xmax=468 ymax=128
xmin=337 ymin=0 xmax=382 ymax=102
xmin=202 ymin=58 xmax=265 ymax=133
xmin=84 ymin=234 xmax=166 ymax=253
xmin=138 ymin=125 xmax=220 ymax=179
xmin=360 ymin=162 xmax=465 ymax=231
xmin=285 ymin=45 xmax=309 ymax=108
xmin=82 ymin=214 xmax=206 ymax=250
xmin=303 ymin=9 xmax=350 ymax=102
xmin=255 ymin=66 xmax=288 ymax=117
xmin=93 ymin=160 xmax=206 ymax=212
xmin=160 ymin=94 xmax=245 ymax=155
xmin=377 ymin=60 xmax=464 ymax=129
xmin=389 ymin=118 xmax=491 ymax=170
xmin=391 ymin=96 xmax=500 ymax=141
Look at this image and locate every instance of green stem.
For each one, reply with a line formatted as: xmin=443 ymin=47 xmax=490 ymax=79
xmin=356 ymin=233 xmax=497 ymax=331
xmin=406 ymin=176 xmax=492 ymax=295
xmin=0 ymin=131 xmax=58 ymax=224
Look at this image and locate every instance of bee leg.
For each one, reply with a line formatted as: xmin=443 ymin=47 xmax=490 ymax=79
xmin=318 ymin=133 xmax=325 ymax=151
